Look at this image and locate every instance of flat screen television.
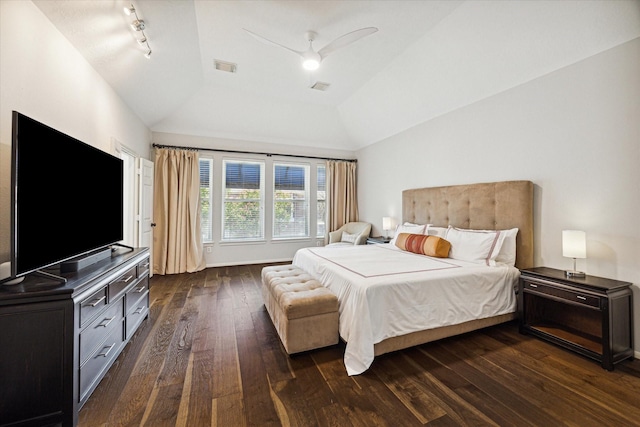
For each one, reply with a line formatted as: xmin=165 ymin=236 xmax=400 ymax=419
xmin=9 ymin=111 xmax=124 ymax=279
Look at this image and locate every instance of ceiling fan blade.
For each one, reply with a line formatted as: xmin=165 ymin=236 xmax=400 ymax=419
xmin=243 ymin=28 xmax=303 ymax=57
xmin=317 ymin=27 xmax=378 ymax=59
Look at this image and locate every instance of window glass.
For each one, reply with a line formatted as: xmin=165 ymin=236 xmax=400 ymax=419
xmin=199 ymin=158 xmax=213 ymax=242
xmin=317 ymin=164 xmax=326 ymax=237
xmin=273 ymin=163 xmax=309 ymax=238
xmin=223 ymin=160 xmax=264 ymax=240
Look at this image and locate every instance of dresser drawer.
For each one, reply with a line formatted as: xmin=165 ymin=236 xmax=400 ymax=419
xmin=125 ymin=276 xmax=149 ymax=314
xmin=138 ymin=259 xmax=150 ymax=277
xmin=80 ymin=299 xmax=124 ymax=364
xmin=108 ymin=266 xmax=138 ymax=302
xmin=126 ymin=297 xmax=149 ymax=339
xmin=79 ymin=324 xmax=123 ymax=401
xmin=79 ymin=288 xmax=108 ymax=327
xmin=523 ymin=280 xmax=600 ymax=308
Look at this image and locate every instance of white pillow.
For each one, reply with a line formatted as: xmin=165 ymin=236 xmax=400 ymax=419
xmin=426 ymin=225 xmax=448 ymax=238
xmin=389 ymin=223 xmax=427 ymax=245
xmin=495 ymin=228 xmax=518 ymax=266
xmin=341 ymin=231 xmax=356 ymax=244
xmin=445 ymin=226 xmax=503 ymax=266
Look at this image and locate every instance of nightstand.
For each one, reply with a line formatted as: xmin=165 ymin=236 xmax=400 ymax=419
xmin=518 ymin=267 xmax=634 ymax=371
xmin=366 ymin=236 xmax=392 ymax=244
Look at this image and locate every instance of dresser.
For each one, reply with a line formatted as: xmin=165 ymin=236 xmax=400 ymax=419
xmin=0 ymin=247 xmax=150 ymax=427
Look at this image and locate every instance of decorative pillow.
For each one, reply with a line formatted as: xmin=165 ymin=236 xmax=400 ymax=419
xmin=389 ymin=223 xmax=427 ymax=246
xmin=445 ymin=226 xmax=503 ymax=266
xmin=394 ymin=233 xmax=451 ymax=258
xmin=426 ymin=225 xmax=448 ymax=238
xmin=341 ymin=231 xmax=356 ymax=243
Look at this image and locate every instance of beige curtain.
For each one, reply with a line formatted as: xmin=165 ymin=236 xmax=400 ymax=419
xmin=153 ymin=148 xmax=206 ymax=275
xmin=327 ymin=160 xmax=359 ymax=231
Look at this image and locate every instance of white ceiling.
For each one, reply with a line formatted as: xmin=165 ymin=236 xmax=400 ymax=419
xmin=33 ymin=0 xmax=640 ymax=152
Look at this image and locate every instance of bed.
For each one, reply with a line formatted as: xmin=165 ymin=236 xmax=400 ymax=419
xmin=292 ymin=180 xmax=534 ymax=375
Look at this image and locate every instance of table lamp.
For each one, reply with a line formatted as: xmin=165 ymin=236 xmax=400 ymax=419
xmin=382 ymin=217 xmax=392 ymax=238
xmin=562 ymin=230 xmax=586 ymax=277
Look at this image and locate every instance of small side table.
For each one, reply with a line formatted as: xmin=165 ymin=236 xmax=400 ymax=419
xmin=366 ymin=236 xmax=392 ymax=244
xmin=518 ymin=267 xmax=633 ymax=370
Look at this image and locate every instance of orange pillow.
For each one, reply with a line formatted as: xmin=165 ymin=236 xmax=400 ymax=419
xmin=394 ymin=233 xmax=451 ymax=258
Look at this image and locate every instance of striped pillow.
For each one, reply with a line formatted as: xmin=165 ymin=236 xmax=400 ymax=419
xmin=394 ymin=233 xmax=451 ymax=258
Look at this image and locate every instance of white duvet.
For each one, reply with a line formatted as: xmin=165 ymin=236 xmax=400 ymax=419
xmin=292 ymin=244 xmax=520 ymax=375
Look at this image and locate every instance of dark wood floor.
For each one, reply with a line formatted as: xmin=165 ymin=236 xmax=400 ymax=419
xmin=79 ymin=264 xmax=640 ymax=427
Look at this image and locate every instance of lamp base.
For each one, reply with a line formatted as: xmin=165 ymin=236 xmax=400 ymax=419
xmin=565 ymin=270 xmax=586 ymax=278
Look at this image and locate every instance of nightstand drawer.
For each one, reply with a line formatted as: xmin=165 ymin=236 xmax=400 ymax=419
xmin=523 ymin=280 xmax=600 ymax=308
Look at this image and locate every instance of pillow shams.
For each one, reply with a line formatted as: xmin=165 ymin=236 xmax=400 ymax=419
xmin=426 ymin=225 xmax=448 ymax=238
xmin=394 ymin=233 xmax=451 ymax=258
xmin=445 ymin=226 xmax=503 ymax=266
xmin=389 ymin=223 xmax=427 ymax=245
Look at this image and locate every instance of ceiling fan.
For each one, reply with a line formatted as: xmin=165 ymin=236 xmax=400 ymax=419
xmin=244 ymin=27 xmax=378 ymax=71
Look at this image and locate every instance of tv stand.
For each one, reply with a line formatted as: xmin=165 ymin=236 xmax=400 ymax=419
xmin=0 ymin=247 xmax=150 ymax=427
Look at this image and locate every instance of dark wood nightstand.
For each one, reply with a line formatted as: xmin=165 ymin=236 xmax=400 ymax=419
xmin=366 ymin=236 xmax=392 ymax=244
xmin=518 ymin=267 xmax=634 ymax=371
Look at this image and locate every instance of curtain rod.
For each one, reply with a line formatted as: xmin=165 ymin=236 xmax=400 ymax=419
xmin=151 ymin=143 xmax=357 ymax=163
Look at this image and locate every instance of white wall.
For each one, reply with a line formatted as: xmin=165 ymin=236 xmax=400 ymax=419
xmin=152 ymin=132 xmax=355 ymax=266
xmin=357 ymin=37 xmax=640 ymax=354
xmin=0 ymin=0 xmax=151 ymax=262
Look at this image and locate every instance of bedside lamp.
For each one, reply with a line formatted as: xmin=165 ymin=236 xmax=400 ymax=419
xmin=562 ymin=230 xmax=586 ymax=277
xmin=382 ymin=217 xmax=392 ymax=238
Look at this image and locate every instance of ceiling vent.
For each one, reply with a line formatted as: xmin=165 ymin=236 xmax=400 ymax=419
xmin=310 ymin=81 xmax=330 ymax=91
xmin=214 ymin=60 xmax=237 ymax=73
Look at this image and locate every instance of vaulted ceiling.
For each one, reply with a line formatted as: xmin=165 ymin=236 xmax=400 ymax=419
xmin=33 ymin=1 xmax=640 ymax=151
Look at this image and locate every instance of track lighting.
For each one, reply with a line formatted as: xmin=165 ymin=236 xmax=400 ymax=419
xmin=123 ymin=3 xmax=152 ymax=58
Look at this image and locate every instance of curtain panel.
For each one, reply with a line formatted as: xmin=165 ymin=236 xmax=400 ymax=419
xmin=153 ymin=148 xmax=206 ymax=275
xmin=327 ymin=160 xmax=359 ymax=232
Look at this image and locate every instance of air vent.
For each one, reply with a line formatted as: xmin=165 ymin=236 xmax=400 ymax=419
xmin=214 ymin=60 xmax=237 ymax=73
xmin=310 ymin=81 xmax=330 ymax=91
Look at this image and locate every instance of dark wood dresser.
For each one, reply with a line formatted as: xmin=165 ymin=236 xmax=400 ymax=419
xmin=0 ymin=247 xmax=150 ymax=427
xmin=518 ymin=266 xmax=633 ymax=371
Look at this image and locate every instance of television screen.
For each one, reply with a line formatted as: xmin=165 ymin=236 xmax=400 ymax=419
xmin=10 ymin=111 xmax=124 ymax=277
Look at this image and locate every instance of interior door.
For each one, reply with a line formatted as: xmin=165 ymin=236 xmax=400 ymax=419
xmin=138 ymin=158 xmax=154 ymax=276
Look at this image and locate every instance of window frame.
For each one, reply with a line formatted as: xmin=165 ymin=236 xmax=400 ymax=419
xmin=272 ymin=162 xmax=310 ymax=240
xmin=199 ymin=157 xmax=214 ymax=243
xmin=221 ymin=158 xmax=265 ymax=242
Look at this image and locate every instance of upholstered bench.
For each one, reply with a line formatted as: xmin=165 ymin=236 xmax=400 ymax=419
xmin=261 ymin=264 xmax=339 ymax=354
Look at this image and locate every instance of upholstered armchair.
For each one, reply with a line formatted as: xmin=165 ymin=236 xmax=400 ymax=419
xmin=328 ymin=222 xmax=372 ymax=246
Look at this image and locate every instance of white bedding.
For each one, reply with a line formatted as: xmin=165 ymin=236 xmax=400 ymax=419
xmin=292 ymin=244 xmax=520 ymax=375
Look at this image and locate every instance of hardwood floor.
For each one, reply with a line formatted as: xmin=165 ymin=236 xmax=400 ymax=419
xmin=80 ymin=264 xmax=640 ymax=426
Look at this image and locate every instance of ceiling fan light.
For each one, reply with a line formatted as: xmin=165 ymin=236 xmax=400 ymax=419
xmin=302 ymin=58 xmax=320 ymax=71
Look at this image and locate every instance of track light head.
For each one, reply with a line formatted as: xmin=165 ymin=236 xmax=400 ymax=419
xmin=144 ymin=49 xmax=152 ymax=59
xmin=131 ymin=19 xmax=145 ymax=32
xmin=137 ymin=37 xmax=147 ymax=45
xmin=123 ymin=5 xmax=135 ymax=16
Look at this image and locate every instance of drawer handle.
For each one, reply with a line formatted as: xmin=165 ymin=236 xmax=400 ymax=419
xmin=88 ymin=296 xmax=106 ymax=307
xmin=576 ymin=295 xmax=587 ymax=301
xmin=141 ymin=262 xmax=150 ymax=268
xmin=97 ymin=343 xmax=116 ymax=358
xmin=528 ymin=283 xmax=538 ymax=288
xmin=121 ymin=275 xmax=134 ymax=283
xmin=98 ymin=316 xmax=115 ymax=328
xmin=134 ymin=286 xmax=146 ymax=293
xmin=134 ymin=307 xmax=145 ymax=314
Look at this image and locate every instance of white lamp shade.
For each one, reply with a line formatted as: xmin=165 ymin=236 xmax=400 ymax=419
xmin=562 ymin=230 xmax=586 ymax=259
xmin=382 ymin=217 xmax=392 ymax=231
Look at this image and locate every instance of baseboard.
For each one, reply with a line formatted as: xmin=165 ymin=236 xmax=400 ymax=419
xmin=635 ymin=350 xmax=640 ymax=360
xmin=206 ymin=258 xmax=293 ymax=268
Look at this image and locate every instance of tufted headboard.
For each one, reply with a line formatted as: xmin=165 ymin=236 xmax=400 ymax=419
xmin=402 ymin=180 xmax=534 ymax=269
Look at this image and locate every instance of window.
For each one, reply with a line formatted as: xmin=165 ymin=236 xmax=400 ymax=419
xmin=273 ymin=163 xmax=309 ymax=239
xmin=222 ymin=160 xmax=264 ymax=240
xmin=199 ymin=158 xmax=213 ymax=242
xmin=317 ymin=164 xmax=326 ymax=237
